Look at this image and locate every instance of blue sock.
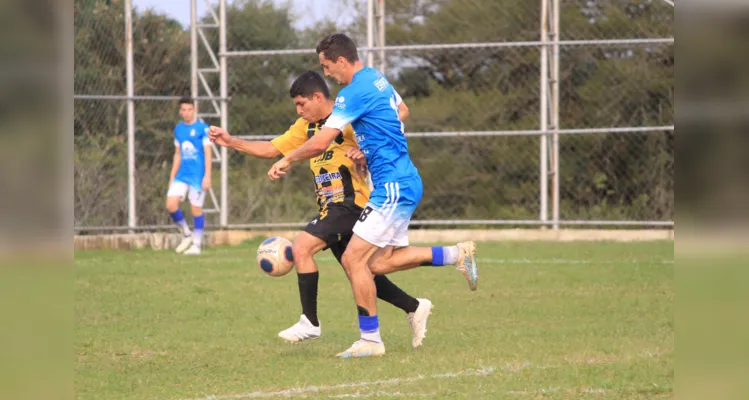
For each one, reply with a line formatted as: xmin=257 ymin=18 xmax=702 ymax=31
xmin=431 ymin=246 xmax=446 ymax=266
xmin=170 ymin=209 xmax=185 ymax=223
xmin=170 ymin=209 xmax=190 ymax=235
xmin=358 ymin=314 xmax=381 ymax=343
xmin=193 ymin=215 xmax=205 ymax=247
xmin=431 ymin=246 xmax=459 ymax=266
xmin=358 ymin=315 xmax=379 ymax=333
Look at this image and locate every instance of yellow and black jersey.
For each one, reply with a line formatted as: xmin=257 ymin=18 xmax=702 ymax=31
xmin=271 ymin=116 xmax=370 ymax=212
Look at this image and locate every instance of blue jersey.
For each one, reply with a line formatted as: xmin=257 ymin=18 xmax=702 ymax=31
xmin=174 ymin=120 xmax=210 ymax=189
xmin=324 ymin=67 xmax=420 ymax=187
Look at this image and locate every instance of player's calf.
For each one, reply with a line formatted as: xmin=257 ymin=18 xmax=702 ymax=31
xmin=190 ymin=207 xmax=205 ymax=252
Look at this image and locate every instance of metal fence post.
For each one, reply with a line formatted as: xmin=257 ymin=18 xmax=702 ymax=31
xmin=219 ymin=0 xmax=229 ymax=228
xmin=125 ymin=0 xmax=136 ymax=232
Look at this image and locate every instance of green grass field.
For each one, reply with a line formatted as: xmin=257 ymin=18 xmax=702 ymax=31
xmin=75 ymin=240 xmax=673 ymax=400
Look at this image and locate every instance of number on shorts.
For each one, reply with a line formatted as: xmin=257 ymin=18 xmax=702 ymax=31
xmin=359 ymin=206 xmax=373 ymax=222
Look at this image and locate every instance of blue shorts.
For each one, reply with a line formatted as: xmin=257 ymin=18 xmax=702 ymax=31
xmin=353 ymin=176 xmax=423 ymax=247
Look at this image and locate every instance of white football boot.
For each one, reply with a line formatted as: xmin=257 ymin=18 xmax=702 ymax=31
xmin=407 ymin=298 xmax=433 ymax=348
xmin=455 ymin=241 xmax=478 ymax=291
xmin=278 ymin=315 xmax=321 ymax=343
xmin=336 ymin=340 xmax=386 ymax=359
xmin=175 ymin=235 xmax=193 ymax=253
xmin=182 ymin=244 xmax=201 ymax=255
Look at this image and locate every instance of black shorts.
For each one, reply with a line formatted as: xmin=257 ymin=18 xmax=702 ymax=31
xmin=304 ymin=203 xmax=363 ymax=263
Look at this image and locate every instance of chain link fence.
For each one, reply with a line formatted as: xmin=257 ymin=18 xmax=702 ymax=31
xmin=558 ymin=0 xmax=674 ymax=223
xmin=73 ymin=0 xmax=674 ymax=232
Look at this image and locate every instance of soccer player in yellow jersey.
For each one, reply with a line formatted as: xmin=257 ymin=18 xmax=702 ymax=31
xmin=208 ymin=71 xmax=434 ymax=347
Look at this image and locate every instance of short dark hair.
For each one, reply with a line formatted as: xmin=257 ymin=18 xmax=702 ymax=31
xmin=289 ymin=70 xmax=330 ymax=99
xmin=178 ymin=96 xmax=193 ymax=106
xmin=316 ymin=33 xmax=359 ymax=63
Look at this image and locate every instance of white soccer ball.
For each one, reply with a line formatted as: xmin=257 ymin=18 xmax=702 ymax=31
xmin=256 ymin=236 xmax=294 ymax=277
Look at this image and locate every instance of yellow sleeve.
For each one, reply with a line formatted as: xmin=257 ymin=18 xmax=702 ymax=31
xmin=271 ymin=119 xmax=308 ymax=156
xmin=342 ymin=125 xmax=357 ymax=146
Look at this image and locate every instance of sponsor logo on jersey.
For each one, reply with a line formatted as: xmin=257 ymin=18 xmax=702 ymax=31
xmin=314 ymin=171 xmax=342 ymax=184
xmin=374 ymin=77 xmax=388 ymax=91
xmin=181 ymin=141 xmax=199 ymax=160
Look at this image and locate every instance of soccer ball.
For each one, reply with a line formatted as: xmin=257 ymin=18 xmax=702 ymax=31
xmin=256 ymin=236 xmax=294 ymax=277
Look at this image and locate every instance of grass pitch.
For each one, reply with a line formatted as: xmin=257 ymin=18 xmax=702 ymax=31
xmin=75 ymin=240 xmax=673 ymax=399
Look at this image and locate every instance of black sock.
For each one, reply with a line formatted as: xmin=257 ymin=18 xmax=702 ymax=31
xmin=374 ymin=275 xmax=420 ymax=314
xmin=297 ymin=271 xmax=319 ymax=326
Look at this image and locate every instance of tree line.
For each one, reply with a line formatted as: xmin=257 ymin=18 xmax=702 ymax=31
xmin=74 ymin=0 xmax=673 ymax=229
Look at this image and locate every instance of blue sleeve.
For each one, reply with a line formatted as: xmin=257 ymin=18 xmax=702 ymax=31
xmin=199 ymin=122 xmax=211 ymax=146
xmin=324 ymin=86 xmax=368 ymax=130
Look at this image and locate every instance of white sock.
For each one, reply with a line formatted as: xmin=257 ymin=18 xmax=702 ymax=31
xmin=179 ymin=222 xmax=191 ymax=236
xmin=443 ymin=246 xmax=460 ymax=265
xmin=192 ymin=229 xmax=203 ymax=248
xmin=361 ymin=329 xmax=382 ymax=343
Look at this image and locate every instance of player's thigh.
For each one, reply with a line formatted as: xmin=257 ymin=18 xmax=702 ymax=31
xmin=187 ymin=186 xmax=206 ymax=212
xmin=165 ymin=196 xmax=182 ymax=211
xmin=341 ymin=234 xmax=381 ymax=273
xmin=370 ymin=246 xmax=395 ymax=263
xmin=307 ymin=204 xmax=361 ymax=265
xmin=166 ymin=181 xmax=188 ymax=210
xmin=367 ymin=245 xmax=396 ymax=272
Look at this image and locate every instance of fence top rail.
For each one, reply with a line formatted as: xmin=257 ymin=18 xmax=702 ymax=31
xmin=222 ymin=38 xmax=674 ymax=57
xmin=235 ymin=126 xmax=674 ymax=141
xmin=73 ymin=219 xmax=674 ymax=232
xmin=73 ymin=95 xmax=231 ymax=101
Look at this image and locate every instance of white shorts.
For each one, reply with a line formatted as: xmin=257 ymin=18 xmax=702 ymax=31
xmin=352 ymin=205 xmax=411 ymax=248
xmin=352 ymin=179 xmax=422 ymax=248
xmin=167 ymin=180 xmax=206 ymax=208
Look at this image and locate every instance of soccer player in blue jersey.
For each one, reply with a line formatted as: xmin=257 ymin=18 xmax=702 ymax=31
xmin=268 ymin=34 xmax=479 ymax=358
xmin=166 ymin=97 xmax=212 ymax=255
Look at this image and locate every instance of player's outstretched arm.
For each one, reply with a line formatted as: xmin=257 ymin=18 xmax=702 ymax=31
xmin=267 ymin=126 xmax=341 ymax=180
xmin=209 ymin=126 xmax=281 ymax=159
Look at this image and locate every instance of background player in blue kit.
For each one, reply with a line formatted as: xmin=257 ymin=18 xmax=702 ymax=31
xmin=268 ymin=34 xmax=479 ymax=358
xmin=167 ymin=97 xmax=212 ymax=255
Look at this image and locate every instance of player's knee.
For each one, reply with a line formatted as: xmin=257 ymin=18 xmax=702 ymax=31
xmin=368 ymin=259 xmax=388 ymax=275
xmin=340 ymin=251 xmax=358 ymax=274
xmin=292 ymin=241 xmax=313 ymax=261
xmin=165 ymin=199 xmax=178 ymax=212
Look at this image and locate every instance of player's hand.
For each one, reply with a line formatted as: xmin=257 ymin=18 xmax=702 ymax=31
xmin=345 ymin=148 xmax=368 ymax=177
xmin=208 ymin=125 xmax=232 ymax=147
xmin=202 ymin=176 xmax=211 ymax=190
xmin=268 ymin=158 xmax=292 ymax=181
